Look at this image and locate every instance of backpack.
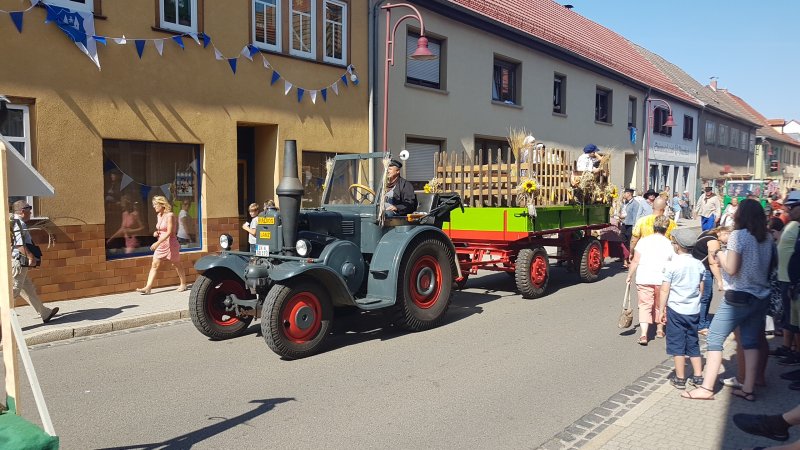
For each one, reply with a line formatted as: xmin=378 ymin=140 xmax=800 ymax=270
xmin=10 ymin=218 xmax=42 ymax=266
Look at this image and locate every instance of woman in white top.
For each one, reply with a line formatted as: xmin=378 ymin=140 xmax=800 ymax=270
xmin=626 ymin=215 xmax=675 ymax=345
xmin=720 ymin=197 xmax=738 ymax=227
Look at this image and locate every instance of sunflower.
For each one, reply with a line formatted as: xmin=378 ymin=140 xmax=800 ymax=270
xmin=424 ymin=184 xmax=432 ymax=194
xmin=523 ymin=179 xmax=537 ymax=194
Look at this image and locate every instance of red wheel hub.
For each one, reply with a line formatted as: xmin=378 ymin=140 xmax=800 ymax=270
xmin=409 ymin=255 xmax=442 ymax=309
xmin=207 ymin=280 xmax=247 ymax=326
xmin=281 ymin=292 xmax=322 ymax=343
xmin=530 ymin=255 xmax=548 ymax=288
xmin=588 ymin=245 xmax=602 ymax=274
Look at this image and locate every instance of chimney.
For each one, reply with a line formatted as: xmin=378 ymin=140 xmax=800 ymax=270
xmin=710 ymin=79 xmax=718 ymax=91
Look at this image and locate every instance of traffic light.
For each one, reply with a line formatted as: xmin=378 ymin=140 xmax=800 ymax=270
xmin=770 ymin=160 xmax=779 ymax=172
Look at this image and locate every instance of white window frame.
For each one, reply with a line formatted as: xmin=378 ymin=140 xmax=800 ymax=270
xmin=290 ymin=0 xmax=316 ymax=59
xmin=252 ymin=0 xmax=282 ymax=52
xmin=3 ymin=104 xmax=33 ymax=207
xmin=322 ymin=0 xmax=347 ymax=65
xmin=46 ymin=0 xmax=93 ymax=13
xmin=159 ymin=0 xmax=198 ymax=34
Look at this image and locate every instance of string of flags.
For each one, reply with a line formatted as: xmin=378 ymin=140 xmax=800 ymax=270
xmin=103 ymin=154 xmax=199 ymax=202
xmin=2 ymin=0 xmax=359 ymax=104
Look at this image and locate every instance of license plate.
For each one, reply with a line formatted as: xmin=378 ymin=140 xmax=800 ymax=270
xmin=258 ymin=216 xmax=275 ymax=225
xmin=259 ymin=231 xmax=271 ymax=239
xmin=255 ymin=245 xmax=269 ymax=257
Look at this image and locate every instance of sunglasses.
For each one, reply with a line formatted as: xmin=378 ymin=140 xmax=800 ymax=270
xmin=22 ymin=205 xmax=32 ymax=211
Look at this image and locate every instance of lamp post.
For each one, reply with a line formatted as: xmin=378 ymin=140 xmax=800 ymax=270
xmin=644 ymin=97 xmax=676 ymax=190
xmin=381 ymin=2 xmax=436 ymax=154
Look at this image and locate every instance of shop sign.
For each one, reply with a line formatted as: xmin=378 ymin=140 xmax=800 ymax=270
xmin=649 ymin=140 xmax=695 ymax=163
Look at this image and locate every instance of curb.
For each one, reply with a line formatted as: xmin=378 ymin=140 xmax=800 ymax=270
xmin=23 ymin=309 xmax=190 ymax=346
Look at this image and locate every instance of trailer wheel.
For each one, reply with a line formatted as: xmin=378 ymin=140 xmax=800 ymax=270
xmin=577 ymin=238 xmax=603 ymax=282
xmin=515 ymin=247 xmax=550 ymax=298
xmin=262 ymin=278 xmax=333 ymax=359
xmin=394 ymin=238 xmax=453 ymax=331
xmin=190 ymin=274 xmax=254 ymax=340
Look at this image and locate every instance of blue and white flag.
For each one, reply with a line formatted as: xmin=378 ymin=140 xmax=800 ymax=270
xmin=46 ymin=4 xmax=100 ymax=69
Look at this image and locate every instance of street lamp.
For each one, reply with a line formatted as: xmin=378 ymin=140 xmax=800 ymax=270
xmin=381 ymin=2 xmax=437 ymax=154
xmin=644 ymin=97 xmax=676 ymax=190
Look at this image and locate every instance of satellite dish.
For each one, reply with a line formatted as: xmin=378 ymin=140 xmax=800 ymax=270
xmin=398 ymin=149 xmax=410 ymax=161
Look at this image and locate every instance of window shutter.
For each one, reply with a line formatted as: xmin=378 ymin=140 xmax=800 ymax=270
xmin=404 ymin=141 xmax=440 ymax=182
xmin=406 ymin=34 xmax=440 ymax=84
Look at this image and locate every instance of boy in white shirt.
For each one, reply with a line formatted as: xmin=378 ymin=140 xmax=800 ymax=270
xmin=659 ymin=228 xmax=706 ymax=389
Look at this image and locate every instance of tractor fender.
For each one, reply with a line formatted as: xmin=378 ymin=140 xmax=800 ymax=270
xmin=269 ymin=262 xmax=356 ymax=308
xmin=367 ymin=226 xmax=459 ymax=305
xmin=194 ymin=253 xmax=249 ymax=282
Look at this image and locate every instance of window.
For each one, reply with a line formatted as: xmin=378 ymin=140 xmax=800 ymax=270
xmin=627 ymin=97 xmax=637 ymax=128
xmin=160 ymin=0 xmax=198 ymax=33
xmin=705 ymin=121 xmax=716 ymax=144
xmin=253 ymin=0 xmax=281 ymax=52
xmin=595 ymin=87 xmax=612 ymax=123
xmin=492 ymin=57 xmax=519 ymax=105
xmin=653 ymin=107 xmax=671 ymax=136
xmin=730 ymin=127 xmax=739 ymax=149
xmin=47 ymin=0 xmax=93 ymax=12
xmin=553 ymin=74 xmax=566 ymax=114
xmin=404 ymin=138 xmax=443 ymax=189
xmin=683 ymin=115 xmax=693 ymax=140
xmin=718 ymin=124 xmax=729 ymax=147
xmin=103 ymin=140 xmax=201 ymax=259
xmin=2 ymin=104 xmax=33 ymax=207
xmin=406 ymin=32 xmax=442 ymax=89
xmin=301 ymin=151 xmax=329 ymax=208
xmin=475 ymin=137 xmax=513 ymax=164
xmin=740 ymin=131 xmax=748 ymax=150
xmin=323 ymin=0 xmax=347 ymax=65
xmin=290 ymin=0 xmax=316 ymax=59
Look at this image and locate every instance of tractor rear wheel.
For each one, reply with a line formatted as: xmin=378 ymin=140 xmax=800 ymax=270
xmin=189 ymin=274 xmax=254 ymax=340
xmin=576 ymin=238 xmax=603 ymax=282
xmin=515 ymin=247 xmax=550 ymax=299
xmin=394 ymin=238 xmax=453 ymax=331
xmin=262 ymin=278 xmax=333 ymax=359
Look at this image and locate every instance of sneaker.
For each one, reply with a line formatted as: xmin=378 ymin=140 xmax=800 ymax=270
xmin=780 ymin=369 xmax=800 ymax=381
xmin=770 ymin=345 xmax=793 ymax=358
xmin=669 ymin=374 xmax=686 ymax=389
xmin=41 ymin=307 xmax=59 ymax=324
xmin=721 ymin=377 xmax=743 ymax=388
xmin=732 ymin=413 xmax=790 ymax=442
xmin=777 ymin=353 xmax=800 ymax=366
xmin=687 ymin=376 xmax=704 ymax=387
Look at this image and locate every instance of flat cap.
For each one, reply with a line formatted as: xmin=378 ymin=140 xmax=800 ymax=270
xmin=671 ymin=227 xmax=701 ymax=249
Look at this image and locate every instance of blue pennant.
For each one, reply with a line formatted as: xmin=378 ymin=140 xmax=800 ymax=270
xmin=248 ymin=44 xmax=259 ymax=58
xmin=9 ymin=11 xmax=23 ymax=33
xmin=228 ymin=58 xmax=238 ymax=74
xmin=297 ymin=88 xmax=305 ymax=102
xmin=321 ymin=88 xmax=327 ymax=102
xmin=199 ymin=32 xmax=211 ymax=48
xmin=135 ymin=40 xmax=146 ymax=59
xmin=140 ymin=185 xmax=152 ymax=204
xmin=340 ymin=74 xmax=348 ymax=86
xmin=352 ymin=76 xmax=359 ymax=86
xmin=271 ymin=71 xmax=280 ymax=85
xmin=44 ymin=5 xmax=57 ymax=23
xmin=172 ymin=35 xmax=184 ymax=50
xmin=93 ymin=35 xmax=107 ymax=45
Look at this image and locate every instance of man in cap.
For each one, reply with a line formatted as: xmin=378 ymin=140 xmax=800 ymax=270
xmin=680 ymin=190 xmax=692 ymax=219
xmin=773 ymin=191 xmax=800 ymax=369
xmin=576 ymin=144 xmax=602 ymax=173
xmin=695 ymin=186 xmax=721 ymax=231
xmin=383 ymin=159 xmax=417 ymax=217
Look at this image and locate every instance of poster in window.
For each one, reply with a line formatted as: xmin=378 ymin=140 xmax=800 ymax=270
xmin=176 ymin=170 xmax=194 ymax=197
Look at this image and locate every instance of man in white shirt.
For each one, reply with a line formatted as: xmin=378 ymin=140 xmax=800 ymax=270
xmin=576 ymin=143 xmax=602 ymax=173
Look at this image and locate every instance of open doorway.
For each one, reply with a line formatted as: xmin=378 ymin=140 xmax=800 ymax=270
xmin=237 ymin=124 xmax=278 ymax=251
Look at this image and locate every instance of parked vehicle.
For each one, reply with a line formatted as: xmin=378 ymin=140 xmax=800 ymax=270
xmin=722 ymin=180 xmax=769 ymax=209
xmin=189 ymin=141 xmax=462 ymax=359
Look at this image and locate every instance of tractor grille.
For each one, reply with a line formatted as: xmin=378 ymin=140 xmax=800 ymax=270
xmin=341 ymin=220 xmax=355 ymax=235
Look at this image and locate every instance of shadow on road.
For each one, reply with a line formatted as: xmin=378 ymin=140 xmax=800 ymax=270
xmin=96 ymin=398 xmax=295 ymax=450
xmin=22 ymin=305 xmax=138 ymax=332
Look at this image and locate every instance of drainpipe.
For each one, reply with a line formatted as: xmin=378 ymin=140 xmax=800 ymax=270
xmin=694 ymin=103 xmax=705 ymax=197
xmin=370 ymin=0 xmax=387 ymax=154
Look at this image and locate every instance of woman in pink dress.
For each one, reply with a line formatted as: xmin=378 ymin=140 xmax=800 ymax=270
xmin=106 ymin=196 xmax=144 ymax=254
xmin=137 ymin=195 xmax=187 ymax=295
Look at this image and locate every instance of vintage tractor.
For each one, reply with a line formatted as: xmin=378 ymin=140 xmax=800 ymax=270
xmin=189 ymin=140 xmax=463 ymax=359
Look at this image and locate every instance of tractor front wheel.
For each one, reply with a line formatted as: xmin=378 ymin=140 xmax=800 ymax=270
xmin=189 ymin=274 xmax=254 ymax=340
xmin=394 ymin=238 xmax=453 ymax=331
xmin=515 ymin=247 xmax=550 ymax=299
xmin=262 ymin=278 xmax=333 ymax=359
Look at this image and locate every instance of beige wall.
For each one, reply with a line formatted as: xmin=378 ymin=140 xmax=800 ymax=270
xmin=376 ymin=5 xmax=645 ymax=189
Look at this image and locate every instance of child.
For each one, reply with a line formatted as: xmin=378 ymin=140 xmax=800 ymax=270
xmin=659 ymin=228 xmax=706 ymax=389
xmin=242 ymin=203 xmax=261 ymax=253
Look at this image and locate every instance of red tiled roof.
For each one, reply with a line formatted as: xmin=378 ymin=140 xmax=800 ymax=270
xmin=723 ymin=91 xmax=800 ymax=147
xmin=767 ymin=119 xmax=786 ymax=126
xmin=446 ymin=0 xmax=700 ymax=105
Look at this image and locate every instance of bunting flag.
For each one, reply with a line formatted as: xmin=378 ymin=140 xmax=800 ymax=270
xmin=331 ymin=82 xmax=339 ymax=95
xmin=310 ymin=90 xmax=317 ymax=104
xmin=93 ymin=35 xmax=106 ymax=45
xmin=351 ymin=74 xmax=359 ymax=86
xmin=154 ymin=39 xmax=164 ymax=55
xmin=214 ymin=48 xmax=224 ymax=60
xmin=140 ymin=185 xmax=152 ymax=204
xmin=9 ymin=11 xmax=23 ymax=33
xmin=240 ymin=45 xmax=253 ymax=61
xmin=135 ymin=39 xmax=145 ymax=58
xmin=114 ymin=35 xmax=127 ymax=45
xmin=321 ymin=88 xmax=327 ymax=102
xmin=171 ymin=35 xmax=184 ymax=49
xmin=340 ymin=74 xmax=348 ymax=86
xmin=284 ymin=80 xmax=293 ymax=95
xmin=297 ymin=87 xmax=304 ymax=103
xmin=200 ymin=32 xmax=211 ymax=48
xmin=189 ymin=32 xmax=200 ymax=46
xmin=271 ymin=71 xmax=280 ymax=85
xmin=160 ymin=183 xmax=172 ymax=200
xmin=46 ymin=4 xmax=101 ymax=69
xmin=120 ymin=173 xmax=134 ymax=190
xmin=227 ymin=58 xmax=237 ymax=74
xmin=262 ymin=56 xmax=270 ymax=69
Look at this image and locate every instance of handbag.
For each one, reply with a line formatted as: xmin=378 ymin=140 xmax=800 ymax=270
xmin=724 ymin=290 xmax=757 ymax=306
xmin=12 ymin=219 xmax=42 ymax=267
xmin=618 ymin=281 xmax=633 ymax=328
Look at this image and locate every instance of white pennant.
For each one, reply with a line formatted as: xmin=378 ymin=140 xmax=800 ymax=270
xmin=161 ymin=183 xmax=172 ymax=200
xmin=114 ymin=35 xmax=127 ymax=45
xmin=284 ymin=80 xmax=293 ymax=95
xmin=214 ymin=48 xmax=224 ymax=60
xmin=310 ymin=90 xmax=317 ymax=104
xmin=189 ymin=33 xmax=201 ymax=46
xmin=120 ymin=173 xmax=134 ymax=190
xmin=262 ymin=55 xmax=271 ymax=69
xmin=154 ymin=39 xmax=164 ymax=56
xmin=241 ymin=45 xmax=253 ymax=61
xmin=331 ymin=82 xmax=339 ymax=95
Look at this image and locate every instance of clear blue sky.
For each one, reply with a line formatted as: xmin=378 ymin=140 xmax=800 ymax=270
xmin=567 ymin=1 xmax=799 ymax=121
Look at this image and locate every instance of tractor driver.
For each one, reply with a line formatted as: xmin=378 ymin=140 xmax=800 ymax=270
xmin=384 ymin=159 xmax=417 ymax=217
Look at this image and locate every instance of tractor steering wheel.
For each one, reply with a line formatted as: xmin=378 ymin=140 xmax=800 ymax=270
xmin=349 ymin=184 xmax=376 ymax=204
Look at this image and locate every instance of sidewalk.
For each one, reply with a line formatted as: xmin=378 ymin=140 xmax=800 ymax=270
xmin=16 ymin=287 xmax=189 ymax=346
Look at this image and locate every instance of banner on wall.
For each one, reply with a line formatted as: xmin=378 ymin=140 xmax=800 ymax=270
xmin=46 ymin=4 xmax=100 ymax=69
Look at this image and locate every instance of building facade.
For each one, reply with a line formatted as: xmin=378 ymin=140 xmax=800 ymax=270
xmin=2 ymin=0 xmax=369 ymax=302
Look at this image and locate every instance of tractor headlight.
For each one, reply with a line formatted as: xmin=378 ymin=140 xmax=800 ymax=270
xmin=219 ymin=234 xmax=233 ymax=251
xmin=295 ymin=239 xmax=311 ymax=257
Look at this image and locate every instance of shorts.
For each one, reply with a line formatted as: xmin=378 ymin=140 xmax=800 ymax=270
xmin=780 ymin=281 xmax=800 ymax=333
xmin=666 ymin=307 xmax=701 ymax=357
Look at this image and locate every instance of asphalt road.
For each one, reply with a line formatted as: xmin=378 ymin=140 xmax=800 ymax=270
xmin=10 ymin=264 xmax=676 ymax=449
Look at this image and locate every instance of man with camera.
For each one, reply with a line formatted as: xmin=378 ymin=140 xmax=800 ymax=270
xmin=11 ymin=200 xmax=58 ymax=323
